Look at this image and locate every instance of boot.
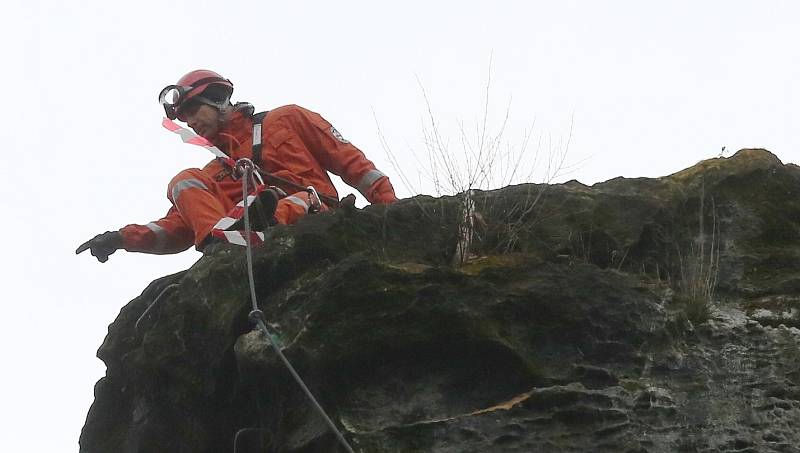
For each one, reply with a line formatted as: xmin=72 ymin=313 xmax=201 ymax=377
xmin=229 ymin=187 xmax=281 ymax=232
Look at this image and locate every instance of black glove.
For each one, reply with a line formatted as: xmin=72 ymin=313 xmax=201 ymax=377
xmin=76 ymin=231 xmax=124 ymax=263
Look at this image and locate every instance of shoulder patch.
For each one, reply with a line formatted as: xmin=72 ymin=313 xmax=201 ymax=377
xmin=330 ymin=126 xmax=349 ymax=144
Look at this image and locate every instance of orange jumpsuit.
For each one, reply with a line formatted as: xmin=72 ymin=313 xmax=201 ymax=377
xmin=119 ymin=104 xmax=397 ymax=253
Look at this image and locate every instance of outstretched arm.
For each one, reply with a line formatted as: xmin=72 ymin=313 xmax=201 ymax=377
xmin=118 ymin=206 xmax=195 ymax=254
xmin=77 ymin=207 xmax=194 ymax=262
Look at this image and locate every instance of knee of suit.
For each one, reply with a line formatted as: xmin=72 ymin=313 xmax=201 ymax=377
xmin=274 ymin=191 xmax=330 ymax=225
xmin=167 ymin=168 xmax=214 ymax=204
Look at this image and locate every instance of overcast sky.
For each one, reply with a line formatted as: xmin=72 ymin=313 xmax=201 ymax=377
xmin=1 ymin=1 xmax=798 ymax=451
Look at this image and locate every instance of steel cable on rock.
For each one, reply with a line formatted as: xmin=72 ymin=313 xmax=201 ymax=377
xmin=237 ymin=159 xmax=356 ymax=453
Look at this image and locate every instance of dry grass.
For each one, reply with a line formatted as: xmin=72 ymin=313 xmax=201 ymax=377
xmin=674 ymin=182 xmax=720 ymax=323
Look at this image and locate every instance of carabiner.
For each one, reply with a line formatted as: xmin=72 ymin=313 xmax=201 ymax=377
xmin=306 ymin=186 xmax=322 ymax=214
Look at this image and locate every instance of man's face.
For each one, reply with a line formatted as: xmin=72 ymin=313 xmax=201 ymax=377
xmin=178 ymin=101 xmax=221 ymax=138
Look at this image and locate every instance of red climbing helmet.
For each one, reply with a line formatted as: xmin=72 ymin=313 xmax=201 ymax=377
xmin=158 ymin=69 xmax=234 ymax=120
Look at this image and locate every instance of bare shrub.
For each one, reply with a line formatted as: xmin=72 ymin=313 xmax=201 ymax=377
xmin=376 ymin=61 xmax=572 ymax=265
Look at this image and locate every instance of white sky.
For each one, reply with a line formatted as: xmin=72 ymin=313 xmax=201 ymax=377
xmin=1 ymin=1 xmax=798 ymax=451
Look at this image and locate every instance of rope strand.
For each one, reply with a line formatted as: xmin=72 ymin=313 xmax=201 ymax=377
xmin=238 ymin=159 xmax=355 ymax=453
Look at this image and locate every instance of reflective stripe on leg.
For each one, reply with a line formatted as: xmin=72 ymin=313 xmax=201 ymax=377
xmin=285 ymin=195 xmax=310 ymax=213
xmin=170 ymin=179 xmax=210 ymax=204
xmin=275 ymin=192 xmax=312 ymax=225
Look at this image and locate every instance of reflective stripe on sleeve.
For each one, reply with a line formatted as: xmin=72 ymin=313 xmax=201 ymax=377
xmin=357 ymin=169 xmax=386 ymax=194
xmin=285 ymin=195 xmax=309 ymax=213
xmin=171 ymin=179 xmax=209 ymax=203
xmin=146 ymin=222 xmax=167 ymax=250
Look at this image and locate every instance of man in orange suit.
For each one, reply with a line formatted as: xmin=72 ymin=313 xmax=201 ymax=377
xmin=77 ymin=69 xmax=397 ymax=262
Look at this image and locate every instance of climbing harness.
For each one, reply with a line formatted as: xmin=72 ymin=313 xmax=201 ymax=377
xmin=250 ymin=111 xmax=268 ymax=167
xmin=235 ymin=158 xmax=355 ymax=453
xmin=162 ymin=115 xmax=339 ymax=206
xmin=253 ymin=168 xmax=339 ymax=208
xmin=247 ymin=111 xmax=338 ymax=206
xmin=162 ymin=117 xmax=334 ymax=248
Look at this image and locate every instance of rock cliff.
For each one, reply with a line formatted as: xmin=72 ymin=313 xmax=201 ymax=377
xmin=80 ymin=149 xmax=800 ymax=452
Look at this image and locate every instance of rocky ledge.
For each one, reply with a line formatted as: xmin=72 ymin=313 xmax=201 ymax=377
xmin=80 ymin=149 xmax=800 ymax=452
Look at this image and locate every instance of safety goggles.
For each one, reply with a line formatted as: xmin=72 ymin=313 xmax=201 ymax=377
xmin=158 ymin=76 xmax=230 ymax=120
xmin=159 ymin=85 xmax=197 ymax=120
